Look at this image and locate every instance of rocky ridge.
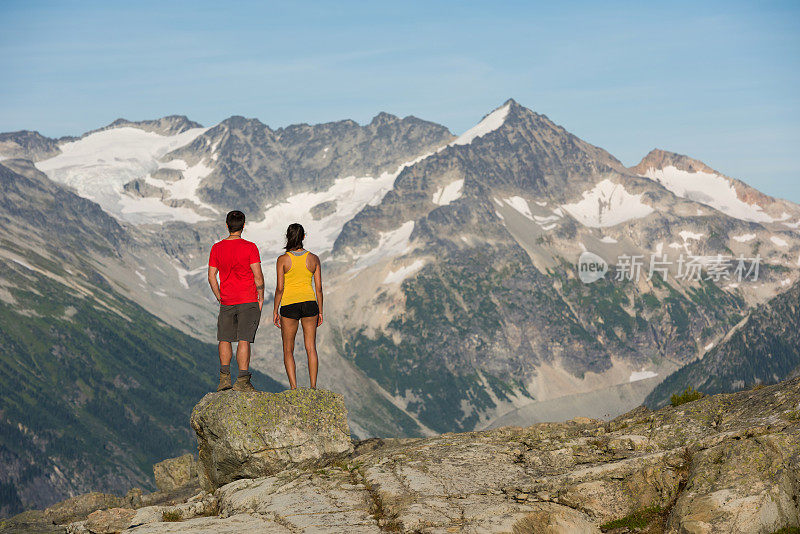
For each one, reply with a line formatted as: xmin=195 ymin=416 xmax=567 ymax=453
xmin=5 ymin=376 xmax=800 ymax=533
xmin=88 ymin=116 xmax=204 ymax=137
xmin=0 ymin=131 xmax=61 ymax=162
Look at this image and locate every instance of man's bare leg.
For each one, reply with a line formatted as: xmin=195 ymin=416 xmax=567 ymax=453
xmin=301 ymin=316 xmax=318 ymax=389
xmin=219 ymin=341 xmax=233 ymax=366
xmin=235 ymin=340 xmax=251 ymax=373
xmin=281 ymin=317 xmax=300 ymax=389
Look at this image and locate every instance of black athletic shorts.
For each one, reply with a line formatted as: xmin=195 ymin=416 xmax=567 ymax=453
xmin=280 ymin=300 xmax=319 ymax=320
xmin=217 ymin=302 xmax=261 ymax=343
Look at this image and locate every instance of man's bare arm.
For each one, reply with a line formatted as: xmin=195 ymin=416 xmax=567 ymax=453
xmin=250 ymin=262 xmax=265 ymax=310
xmin=207 ymin=266 xmax=222 ymax=303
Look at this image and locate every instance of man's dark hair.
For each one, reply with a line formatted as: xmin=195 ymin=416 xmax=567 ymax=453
xmin=284 ymin=223 xmax=305 ymax=251
xmin=226 ymin=210 xmax=246 ymax=233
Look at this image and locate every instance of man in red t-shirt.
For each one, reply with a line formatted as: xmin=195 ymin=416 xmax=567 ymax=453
xmin=207 ymin=210 xmax=264 ymax=392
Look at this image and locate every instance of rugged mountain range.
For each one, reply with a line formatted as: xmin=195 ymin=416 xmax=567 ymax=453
xmin=1 ymin=99 xmax=799 ymax=513
xmin=321 ymin=101 xmax=799 ymax=432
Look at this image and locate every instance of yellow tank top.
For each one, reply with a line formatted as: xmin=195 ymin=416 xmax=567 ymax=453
xmin=282 ymin=251 xmax=316 ymax=306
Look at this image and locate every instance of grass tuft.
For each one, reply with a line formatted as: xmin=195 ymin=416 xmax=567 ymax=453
xmin=162 ymin=509 xmax=183 ymax=522
xmin=600 ymin=506 xmax=663 ymax=531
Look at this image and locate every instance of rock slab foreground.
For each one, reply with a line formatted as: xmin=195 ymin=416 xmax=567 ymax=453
xmin=190 ymin=387 xmax=353 ymax=490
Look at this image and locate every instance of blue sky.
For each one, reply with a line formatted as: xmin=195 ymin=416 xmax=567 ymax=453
xmin=2 ymin=1 xmax=798 ymax=200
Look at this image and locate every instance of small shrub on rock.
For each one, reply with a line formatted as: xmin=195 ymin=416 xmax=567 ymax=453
xmin=671 ymin=387 xmax=704 ymax=407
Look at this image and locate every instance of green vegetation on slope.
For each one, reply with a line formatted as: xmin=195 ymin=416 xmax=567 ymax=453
xmin=646 ymin=280 xmax=800 ymax=408
xmin=0 ymin=262 xmax=282 ymax=516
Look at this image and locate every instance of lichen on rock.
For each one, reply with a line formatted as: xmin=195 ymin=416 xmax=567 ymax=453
xmin=190 ymin=387 xmax=353 ymax=490
xmin=153 ymin=454 xmax=197 ymax=492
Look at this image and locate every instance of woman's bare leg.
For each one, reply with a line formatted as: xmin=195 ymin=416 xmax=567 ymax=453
xmin=280 ymin=317 xmax=300 ymax=389
xmin=300 ymin=315 xmax=319 ymax=389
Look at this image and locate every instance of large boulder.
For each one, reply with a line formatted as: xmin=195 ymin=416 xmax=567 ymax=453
xmin=43 ymin=492 xmax=123 ymax=524
xmin=153 ymin=453 xmax=197 ymax=491
xmin=190 ymin=387 xmax=353 ymax=489
xmin=83 ymin=508 xmax=135 ymax=533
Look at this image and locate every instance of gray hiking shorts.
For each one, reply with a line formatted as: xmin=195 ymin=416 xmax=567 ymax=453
xmin=217 ymin=302 xmax=261 ymax=343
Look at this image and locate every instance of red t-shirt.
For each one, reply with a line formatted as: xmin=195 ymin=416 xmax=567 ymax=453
xmin=208 ymin=239 xmax=261 ymax=305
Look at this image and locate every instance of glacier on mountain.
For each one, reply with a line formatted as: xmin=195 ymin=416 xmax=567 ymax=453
xmin=36 ymin=126 xmax=208 ymax=223
xmin=640 ymin=165 xmax=776 ymax=223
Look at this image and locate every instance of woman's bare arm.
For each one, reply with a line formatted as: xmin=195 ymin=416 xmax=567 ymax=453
xmin=273 ymin=255 xmax=286 ymax=327
xmin=312 ymin=254 xmax=323 ymax=326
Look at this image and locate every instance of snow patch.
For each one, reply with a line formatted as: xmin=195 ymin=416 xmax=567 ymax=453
xmin=383 ymin=259 xmax=426 ymax=285
xmin=451 ymin=104 xmax=510 ymax=146
xmin=629 ymin=370 xmax=658 ymax=382
xmin=349 ymin=221 xmax=415 ymax=274
xmin=176 ymin=265 xmax=205 ymax=289
xmin=504 ymin=196 xmax=533 ymax=220
xmin=534 ymin=214 xmax=561 ymax=224
xmin=160 ymin=160 xmax=217 ymax=211
xmin=771 ymin=236 xmax=788 ymax=248
xmin=641 ymin=165 xmax=776 ymax=223
xmin=561 ymin=179 xmax=654 ymax=228
xmin=679 ymin=231 xmax=704 ymax=241
xmin=600 ymin=236 xmax=618 ymax=244
xmin=432 ymin=179 xmax=464 ymax=206
xmin=11 ymin=258 xmax=35 ymax=271
xmin=733 ymin=234 xmax=756 ymax=243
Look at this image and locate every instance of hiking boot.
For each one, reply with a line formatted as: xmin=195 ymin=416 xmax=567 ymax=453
xmin=233 ymin=373 xmax=256 ymax=392
xmin=216 ymin=370 xmax=232 ymax=392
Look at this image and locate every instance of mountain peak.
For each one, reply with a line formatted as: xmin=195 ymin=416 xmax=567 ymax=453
xmin=630 ymin=148 xmax=718 ymax=176
xmin=219 ymin=115 xmax=270 ymax=133
xmin=370 ymin=112 xmax=400 ymax=126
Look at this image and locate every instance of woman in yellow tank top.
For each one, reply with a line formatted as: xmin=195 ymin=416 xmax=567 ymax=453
xmin=272 ymin=223 xmax=323 ymax=389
